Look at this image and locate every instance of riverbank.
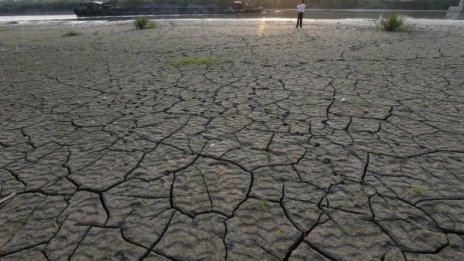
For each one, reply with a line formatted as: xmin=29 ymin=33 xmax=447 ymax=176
xmin=0 ymin=8 xmax=454 ymax=25
xmin=1 ymin=19 xmax=464 ymax=260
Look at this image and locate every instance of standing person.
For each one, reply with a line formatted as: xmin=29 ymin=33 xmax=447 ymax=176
xmin=296 ymin=0 xmax=305 ymax=28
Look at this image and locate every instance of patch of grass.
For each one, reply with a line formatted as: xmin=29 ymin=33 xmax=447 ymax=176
xmin=171 ymin=56 xmax=222 ymax=66
xmin=134 ymin=16 xmax=155 ymax=30
xmin=214 ymin=166 xmax=224 ymax=175
xmin=88 ymin=53 xmax=105 ymax=60
xmin=256 ymin=199 xmax=268 ymax=208
xmin=378 ymin=14 xmax=413 ymax=32
xmin=62 ymin=31 xmax=82 ymax=37
xmin=0 ymin=28 xmax=9 ymax=32
xmin=77 ymin=43 xmax=91 ymax=50
xmin=410 ymin=183 xmax=425 ymax=193
xmin=273 ymin=228 xmax=283 ymax=236
xmin=237 ymin=104 xmax=247 ymax=112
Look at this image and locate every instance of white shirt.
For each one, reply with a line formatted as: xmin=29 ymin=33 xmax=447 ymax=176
xmin=297 ymin=3 xmax=305 ymax=13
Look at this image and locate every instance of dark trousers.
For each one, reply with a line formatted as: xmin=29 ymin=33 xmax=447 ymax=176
xmin=296 ymin=12 xmax=303 ymax=28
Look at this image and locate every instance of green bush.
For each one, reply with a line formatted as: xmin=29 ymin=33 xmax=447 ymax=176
xmin=378 ymin=14 xmax=413 ymax=31
xmin=171 ymin=56 xmax=222 ymax=66
xmin=134 ymin=16 xmax=155 ymax=30
xmin=62 ymin=31 xmax=82 ymax=37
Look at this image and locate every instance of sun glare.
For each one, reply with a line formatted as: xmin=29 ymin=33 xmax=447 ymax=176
xmin=257 ymin=18 xmax=266 ymax=36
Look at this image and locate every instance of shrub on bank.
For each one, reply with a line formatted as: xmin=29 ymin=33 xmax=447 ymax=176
xmin=134 ymin=16 xmax=155 ymax=30
xmin=378 ymin=14 xmax=413 ymax=31
xmin=62 ymin=31 xmax=82 ymax=37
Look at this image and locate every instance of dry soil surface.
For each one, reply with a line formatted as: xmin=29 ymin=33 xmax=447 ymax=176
xmin=1 ymin=19 xmax=464 ymax=260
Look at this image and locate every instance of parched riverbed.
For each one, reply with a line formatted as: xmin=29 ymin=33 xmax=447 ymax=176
xmin=1 ymin=19 xmax=464 ymax=260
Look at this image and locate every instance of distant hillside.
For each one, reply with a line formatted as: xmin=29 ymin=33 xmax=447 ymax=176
xmin=0 ymin=0 xmax=460 ymax=14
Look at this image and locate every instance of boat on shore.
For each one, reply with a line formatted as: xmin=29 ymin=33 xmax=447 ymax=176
xmin=74 ymin=1 xmax=263 ymax=17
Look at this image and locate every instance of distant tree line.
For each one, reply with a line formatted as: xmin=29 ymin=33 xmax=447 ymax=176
xmin=0 ymin=0 xmax=78 ymax=14
xmin=0 ymin=0 xmax=460 ymax=14
xmin=308 ymin=0 xmax=460 ymax=10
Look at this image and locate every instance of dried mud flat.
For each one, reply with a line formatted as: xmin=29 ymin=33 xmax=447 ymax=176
xmin=1 ymin=19 xmax=464 ymax=260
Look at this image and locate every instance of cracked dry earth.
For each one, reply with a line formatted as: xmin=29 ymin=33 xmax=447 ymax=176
xmin=1 ymin=19 xmax=464 ymax=261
